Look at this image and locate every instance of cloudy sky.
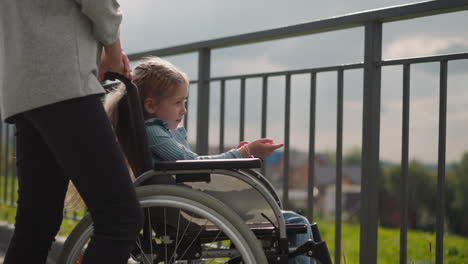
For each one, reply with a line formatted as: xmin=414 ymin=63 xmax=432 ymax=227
xmin=118 ymin=0 xmax=468 ymax=164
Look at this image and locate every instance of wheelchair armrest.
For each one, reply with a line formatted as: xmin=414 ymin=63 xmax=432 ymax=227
xmin=153 ymin=158 xmax=262 ymax=171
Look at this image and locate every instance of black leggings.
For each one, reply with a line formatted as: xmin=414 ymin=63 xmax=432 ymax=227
xmin=4 ymin=95 xmax=143 ymax=264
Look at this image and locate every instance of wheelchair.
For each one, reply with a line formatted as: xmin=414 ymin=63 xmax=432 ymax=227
xmin=57 ymin=73 xmax=332 ymax=264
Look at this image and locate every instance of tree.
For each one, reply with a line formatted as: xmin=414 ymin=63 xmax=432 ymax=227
xmin=446 ymin=151 xmax=468 ymax=236
xmin=343 ymin=147 xmax=361 ymax=166
xmin=379 ymin=160 xmax=436 ymax=231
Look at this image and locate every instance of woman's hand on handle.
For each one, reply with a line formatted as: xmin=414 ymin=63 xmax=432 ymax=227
xmin=98 ymin=39 xmax=132 ymax=82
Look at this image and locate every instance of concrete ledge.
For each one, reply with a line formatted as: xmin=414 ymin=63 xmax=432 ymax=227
xmin=0 ymin=221 xmax=65 ymax=264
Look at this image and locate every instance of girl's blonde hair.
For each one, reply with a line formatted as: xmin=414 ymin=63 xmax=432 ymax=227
xmin=107 ymin=56 xmax=189 ymax=123
xmin=64 ymin=56 xmax=189 ymax=211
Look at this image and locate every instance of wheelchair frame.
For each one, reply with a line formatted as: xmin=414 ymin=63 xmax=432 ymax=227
xmin=57 ymin=73 xmax=332 ymax=264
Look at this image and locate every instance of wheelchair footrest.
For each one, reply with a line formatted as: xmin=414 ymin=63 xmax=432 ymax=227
xmin=289 ymin=239 xmax=333 ymax=264
xmin=285 ymin=223 xmax=308 ymax=235
xmin=267 ymin=254 xmax=289 ymax=264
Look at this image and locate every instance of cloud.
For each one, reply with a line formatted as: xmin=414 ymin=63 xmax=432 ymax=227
xmin=212 ymin=55 xmax=287 ymax=77
xmin=120 ymin=1 xmax=468 ymax=163
xmin=447 ymin=91 xmax=468 ymax=123
xmin=382 ymin=79 xmax=468 ymax=128
xmin=380 ymin=82 xmax=468 ymax=163
xmin=384 ymin=35 xmax=468 ymax=59
xmin=119 ymin=0 xmax=415 ymax=53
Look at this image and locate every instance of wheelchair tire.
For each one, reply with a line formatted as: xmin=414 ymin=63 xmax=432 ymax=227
xmin=58 ymin=184 xmax=267 ymax=264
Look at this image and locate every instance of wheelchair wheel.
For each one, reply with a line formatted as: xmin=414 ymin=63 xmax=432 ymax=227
xmin=58 ymin=184 xmax=267 ymax=264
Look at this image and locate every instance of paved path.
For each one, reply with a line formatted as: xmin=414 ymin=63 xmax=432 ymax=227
xmin=0 ymin=221 xmax=13 ymax=263
xmin=0 ymin=221 xmax=64 ymax=264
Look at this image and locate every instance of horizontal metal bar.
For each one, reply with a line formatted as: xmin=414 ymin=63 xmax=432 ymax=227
xmin=381 ymin=52 xmax=468 ymax=66
xmin=188 ymin=51 xmax=468 ymax=85
xmin=208 ymin=63 xmax=364 ymax=82
xmin=128 ymin=1 xmax=468 ymax=60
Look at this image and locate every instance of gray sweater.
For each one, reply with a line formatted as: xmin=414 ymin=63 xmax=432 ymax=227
xmin=0 ymin=0 xmax=123 ymax=123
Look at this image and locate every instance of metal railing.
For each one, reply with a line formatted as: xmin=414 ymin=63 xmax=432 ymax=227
xmin=1 ymin=1 xmax=468 ymax=263
xmin=0 ymin=124 xmax=15 ymax=207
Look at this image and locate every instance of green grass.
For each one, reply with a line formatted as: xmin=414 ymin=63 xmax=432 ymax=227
xmin=0 ymin=204 xmax=16 ymax=223
xmin=0 ymin=173 xmax=18 ymax=204
xmin=0 ymin=172 xmax=83 ymax=236
xmin=0 ymin=204 xmax=83 ymax=237
xmin=1 ymin=203 xmax=467 ymax=263
xmin=317 ymin=221 xmax=468 ymax=264
xmin=0 ymin=174 xmax=83 ymax=236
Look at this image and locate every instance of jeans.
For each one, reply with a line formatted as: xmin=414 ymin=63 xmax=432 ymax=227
xmin=283 ymin=210 xmax=315 ymax=264
xmin=4 ymin=95 xmax=143 ymax=264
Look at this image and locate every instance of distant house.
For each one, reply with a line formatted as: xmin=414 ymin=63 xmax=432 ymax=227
xmin=214 ymin=146 xmax=361 ymax=218
xmin=264 ymin=150 xmax=361 ymax=218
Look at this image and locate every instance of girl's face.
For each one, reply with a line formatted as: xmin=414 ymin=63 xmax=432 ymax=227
xmin=154 ymin=85 xmax=188 ymax=129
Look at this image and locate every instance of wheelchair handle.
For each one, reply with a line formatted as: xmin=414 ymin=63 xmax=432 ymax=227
xmin=104 ymin=72 xmax=132 ymax=86
xmin=103 ymin=72 xmax=153 ymax=177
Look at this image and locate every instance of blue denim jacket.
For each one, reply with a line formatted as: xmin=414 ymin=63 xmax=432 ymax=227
xmin=145 ymin=118 xmax=241 ymax=161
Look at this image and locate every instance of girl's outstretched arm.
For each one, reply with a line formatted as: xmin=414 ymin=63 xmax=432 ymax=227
xmin=238 ymin=139 xmax=284 ymax=158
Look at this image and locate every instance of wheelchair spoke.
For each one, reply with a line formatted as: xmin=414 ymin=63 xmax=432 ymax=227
xmin=210 ymin=231 xmax=222 ymax=246
xmin=164 ymin=207 xmax=168 ymax=264
xmin=134 ymin=236 xmax=152 ymax=264
xmin=147 ymin=208 xmax=155 ymax=260
xmin=175 ymin=209 xmax=181 ymax=256
xmin=170 ymin=209 xmax=182 ymax=264
xmin=168 ymin=213 xmax=195 ymax=264
xmin=178 ymin=219 xmax=208 ymax=261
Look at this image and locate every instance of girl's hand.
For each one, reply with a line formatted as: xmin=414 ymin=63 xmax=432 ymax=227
xmin=237 ymin=141 xmax=249 ymax=148
xmin=238 ymin=138 xmax=284 ymax=158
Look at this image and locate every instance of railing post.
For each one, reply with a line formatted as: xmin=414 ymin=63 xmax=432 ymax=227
xmin=261 ymin=76 xmax=268 ymax=177
xmin=435 ymin=60 xmax=448 ymax=264
xmin=283 ymin=74 xmax=291 ymax=209
xmin=3 ymin=125 xmax=10 ymax=204
xmin=307 ymin=72 xmax=317 ymax=222
xmin=360 ymin=21 xmax=382 ymax=264
xmin=219 ymin=80 xmax=226 ymax=154
xmin=400 ymin=63 xmax=411 ymax=264
xmin=196 ymin=48 xmax=211 ymax=155
xmin=240 ymin=78 xmax=246 ymax=142
xmin=0 ymin=122 xmax=3 ymax=204
xmin=335 ymin=69 xmax=344 ymax=264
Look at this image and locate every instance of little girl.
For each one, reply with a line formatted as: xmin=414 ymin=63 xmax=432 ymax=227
xmin=104 ymin=57 xmax=315 ymax=264
xmin=105 ymin=58 xmax=283 ymax=161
